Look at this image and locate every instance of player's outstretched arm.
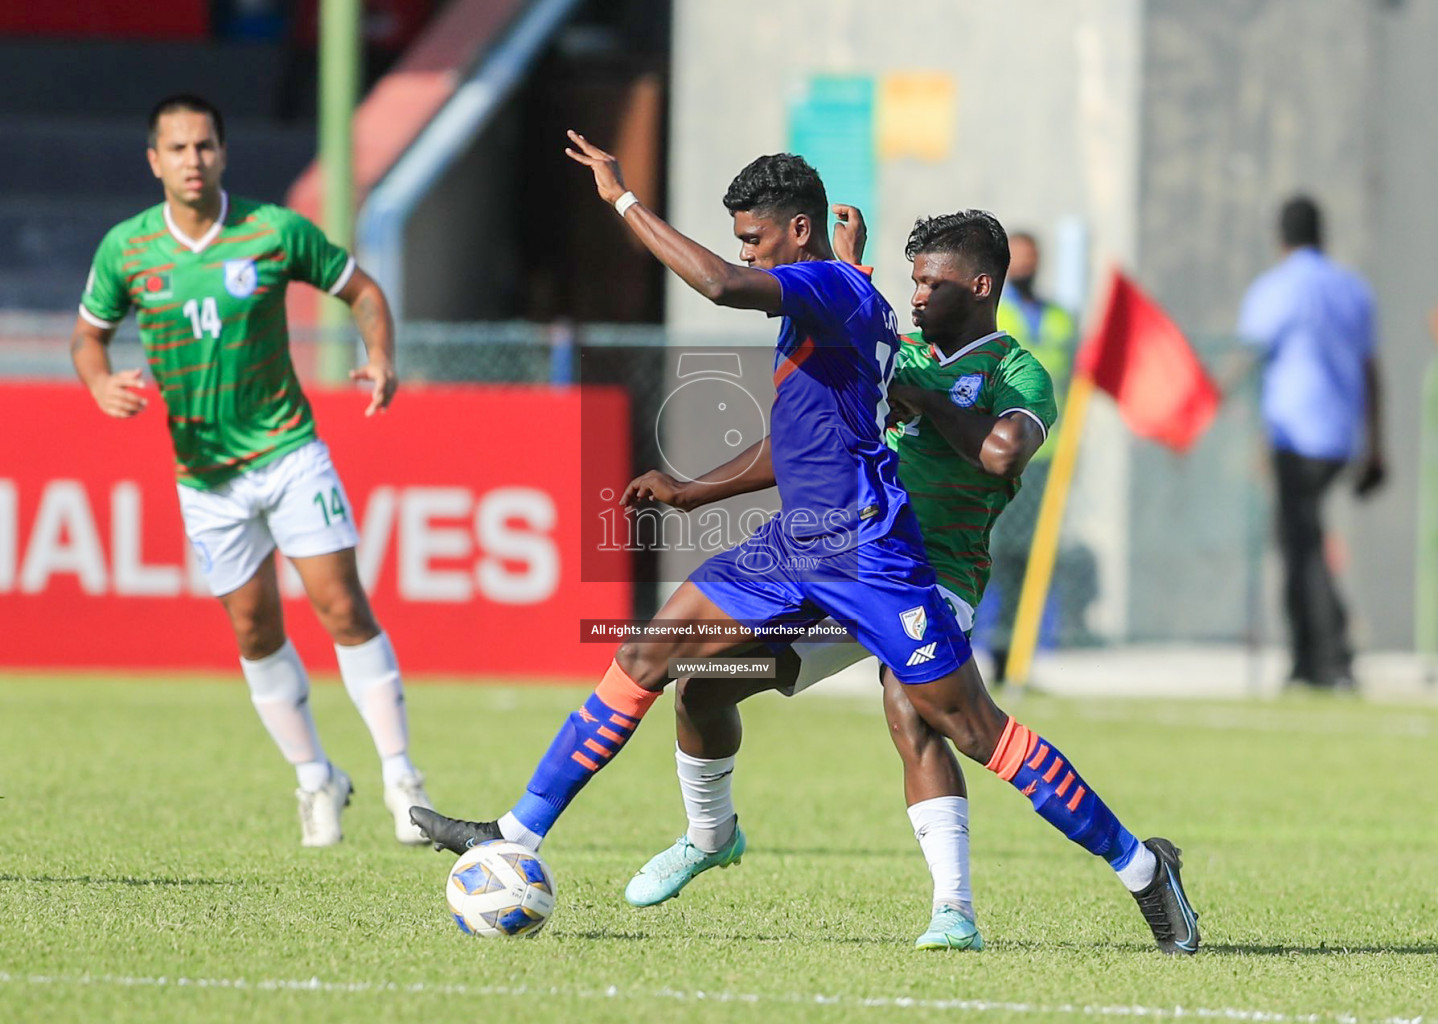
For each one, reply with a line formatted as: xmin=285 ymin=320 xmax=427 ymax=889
xmin=335 ymin=267 xmax=397 ymax=416
xmin=565 ymin=131 xmax=783 ymax=315
xmin=622 ymin=437 xmax=775 ymax=512
xmin=892 ymin=385 xmax=1042 ymax=480
xmin=71 ymin=316 xmax=147 ymax=418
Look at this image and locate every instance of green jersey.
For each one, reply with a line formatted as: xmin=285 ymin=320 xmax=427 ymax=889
xmin=80 ymin=193 xmax=354 ymax=489
xmin=885 ymin=331 xmax=1057 ymax=609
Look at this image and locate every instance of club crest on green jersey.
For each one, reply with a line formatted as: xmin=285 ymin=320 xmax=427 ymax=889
xmin=224 ymin=258 xmax=258 ymax=298
xmin=949 ymin=373 xmax=984 ymax=408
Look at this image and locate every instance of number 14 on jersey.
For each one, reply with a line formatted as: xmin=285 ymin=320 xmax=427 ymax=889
xmin=183 ymin=297 xmax=222 ymax=339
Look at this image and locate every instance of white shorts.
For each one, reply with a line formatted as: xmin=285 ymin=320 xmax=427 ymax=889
xmin=782 ymin=586 xmax=973 ymax=697
xmin=177 ymin=439 xmax=359 ymax=596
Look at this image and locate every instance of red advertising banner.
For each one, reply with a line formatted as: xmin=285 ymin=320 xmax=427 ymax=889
xmin=0 ymin=384 xmax=630 ymax=677
xmin=0 ymin=1 xmax=209 ymax=39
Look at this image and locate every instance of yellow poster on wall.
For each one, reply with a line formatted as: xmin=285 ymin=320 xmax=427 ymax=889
xmin=877 ymin=73 xmax=956 ymax=162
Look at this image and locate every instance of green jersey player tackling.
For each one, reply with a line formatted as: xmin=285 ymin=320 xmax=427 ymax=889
xmin=618 ymin=208 xmax=1197 ymax=956
xmin=617 ymin=207 xmax=1056 ymax=948
xmin=70 ymin=94 xmax=433 ymax=848
xmin=885 ymin=301 xmax=1057 ymax=621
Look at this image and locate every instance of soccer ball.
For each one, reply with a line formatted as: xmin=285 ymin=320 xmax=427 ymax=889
xmin=445 ymin=840 xmax=556 ymax=937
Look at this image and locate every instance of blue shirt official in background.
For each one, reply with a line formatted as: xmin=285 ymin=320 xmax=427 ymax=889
xmin=1236 ymin=195 xmax=1385 ymax=691
xmin=1239 ymin=227 xmax=1379 ymax=463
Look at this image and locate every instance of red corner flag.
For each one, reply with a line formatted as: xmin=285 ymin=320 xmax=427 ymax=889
xmin=1075 ymin=269 xmax=1219 ymax=453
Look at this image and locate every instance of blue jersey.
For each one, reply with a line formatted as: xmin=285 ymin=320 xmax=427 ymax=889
xmin=689 ymin=260 xmax=971 ymax=683
xmin=766 ymin=260 xmax=907 ymax=547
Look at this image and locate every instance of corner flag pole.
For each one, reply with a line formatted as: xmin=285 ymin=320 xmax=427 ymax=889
xmin=319 ymin=0 xmax=360 ymax=384
xmin=1004 ymin=371 xmax=1094 ymax=687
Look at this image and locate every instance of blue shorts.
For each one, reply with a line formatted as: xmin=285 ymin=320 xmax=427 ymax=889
xmin=690 ymin=511 xmax=972 ymax=684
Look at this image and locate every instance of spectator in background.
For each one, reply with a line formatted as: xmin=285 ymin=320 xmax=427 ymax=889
xmin=1238 ymin=195 xmax=1386 ymax=691
xmin=988 ymin=232 xmax=1078 ymax=682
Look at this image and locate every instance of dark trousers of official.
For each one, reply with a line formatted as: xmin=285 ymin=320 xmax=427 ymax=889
xmin=1272 ymin=448 xmax=1353 ymax=686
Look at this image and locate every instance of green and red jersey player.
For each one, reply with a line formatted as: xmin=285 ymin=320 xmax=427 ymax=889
xmin=71 ymin=94 xmax=431 ymax=848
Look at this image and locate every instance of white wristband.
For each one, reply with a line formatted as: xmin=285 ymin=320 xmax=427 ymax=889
xmin=614 ymin=191 xmax=640 ymax=217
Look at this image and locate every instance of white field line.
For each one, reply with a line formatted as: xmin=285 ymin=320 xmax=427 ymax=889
xmin=0 ymin=971 xmax=1426 ymax=1024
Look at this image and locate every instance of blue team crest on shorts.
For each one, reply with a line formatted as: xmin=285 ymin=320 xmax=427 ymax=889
xmin=949 ymin=373 xmax=984 ymax=408
xmin=224 ymin=258 xmax=258 ymax=298
xmin=899 ymin=605 xmax=928 ymax=641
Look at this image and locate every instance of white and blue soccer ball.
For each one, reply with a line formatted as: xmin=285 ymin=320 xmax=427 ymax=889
xmin=445 ymin=840 xmax=556 ymax=938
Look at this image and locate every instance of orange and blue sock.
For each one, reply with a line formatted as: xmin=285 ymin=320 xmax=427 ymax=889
xmin=505 ymin=661 xmax=659 ymax=845
xmin=985 ymin=716 xmax=1147 ymax=878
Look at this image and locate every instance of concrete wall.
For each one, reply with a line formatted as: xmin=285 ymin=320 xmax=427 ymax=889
xmin=1366 ymin=0 xmax=1438 ymax=651
xmin=1137 ymin=0 xmax=1377 ymax=330
xmin=667 ymin=0 xmax=1145 ymax=337
xmin=667 ymin=0 xmax=1438 ymax=651
xmin=1130 ymin=0 xmax=1378 ymax=644
xmin=1135 ymin=0 xmax=1438 ymax=649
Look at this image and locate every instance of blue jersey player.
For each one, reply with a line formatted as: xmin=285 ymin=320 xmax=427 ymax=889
xmin=413 ymin=133 xmax=1201 ymax=954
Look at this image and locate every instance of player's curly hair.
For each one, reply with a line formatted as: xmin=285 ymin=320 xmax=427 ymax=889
xmin=905 ymin=210 xmax=1010 ymax=296
xmin=148 ymin=93 xmax=226 ymax=148
xmin=722 ymin=154 xmax=829 ymax=227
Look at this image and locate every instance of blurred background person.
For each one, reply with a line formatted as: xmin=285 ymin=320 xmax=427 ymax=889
xmin=1237 ymin=195 xmax=1387 ymax=691
xmin=988 ymin=231 xmax=1078 ymax=683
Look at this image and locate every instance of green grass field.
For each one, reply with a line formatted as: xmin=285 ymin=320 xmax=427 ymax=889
xmin=1 ymin=675 xmax=1435 ymax=1023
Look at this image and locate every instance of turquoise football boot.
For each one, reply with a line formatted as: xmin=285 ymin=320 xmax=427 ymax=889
xmin=915 ymin=906 xmax=984 ymax=950
xmin=624 ymin=824 xmax=746 ymax=907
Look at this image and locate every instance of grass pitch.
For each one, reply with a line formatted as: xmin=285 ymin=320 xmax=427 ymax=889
xmin=1 ymin=674 xmax=1435 ymax=1023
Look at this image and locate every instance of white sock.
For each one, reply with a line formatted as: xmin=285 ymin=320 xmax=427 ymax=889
xmin=240 ymin=639 xmax=330 ymax=792
xmin=676 ymin=746 xmax=737 ymax=853
xmin=295 ymin=760 xmax=333 ymax=793
xmin=498 ymin=812 xmax=544 ymax=851
xmin=381 ymin=755 xmax=416 ymax=786
xmin=908 ymin=796 xmax=973 ymax=919
xmin=1116 ymin=843 xmax=1159 ymax=892
xmin=334 ymin=631 xmax=416 ymax=785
